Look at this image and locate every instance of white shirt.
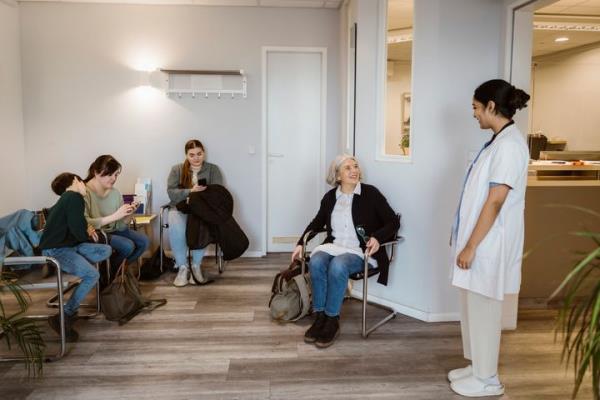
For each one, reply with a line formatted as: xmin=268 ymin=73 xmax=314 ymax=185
xmin=312 ymin=183 xmax=377 ymax=267
xmin=451 ymin=124 xmax=529 ymax=301
xmin=190 ymin=165 xmax=201 ymax=186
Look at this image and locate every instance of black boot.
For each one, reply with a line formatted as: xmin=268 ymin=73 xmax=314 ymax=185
xmin=48 ymin=312 xmax=79 ymax=343
xmin=315 ymin=315 xmax=340 ymax=348
xmin=304 ymin=311 xmax=326 ymax=343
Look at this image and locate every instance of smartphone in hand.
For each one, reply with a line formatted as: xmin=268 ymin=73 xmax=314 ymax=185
xmin=198 ymin=178 xmax=207 ymax=186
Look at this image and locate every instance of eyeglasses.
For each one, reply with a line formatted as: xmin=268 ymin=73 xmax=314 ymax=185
xmin=356 ymin=226 xmax=369 ymax=243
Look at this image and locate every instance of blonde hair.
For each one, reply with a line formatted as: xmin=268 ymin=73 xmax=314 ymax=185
xmin=326 ymin=154 xmax=361 ymax=187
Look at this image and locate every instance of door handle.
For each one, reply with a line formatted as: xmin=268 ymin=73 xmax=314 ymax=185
xmin=268 ymin=153 xmax=284 ymax=158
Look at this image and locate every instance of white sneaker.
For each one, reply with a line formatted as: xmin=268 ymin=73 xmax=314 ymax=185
xmin=189 ymin=264 xmax=206 ymax=285
xmin=448 ymin=365 xmax=472 ymax=382
xmin=450 ymin=375 xmax=504 ymax=397
xmin=173 ymin=266 xmax=189 ymax=287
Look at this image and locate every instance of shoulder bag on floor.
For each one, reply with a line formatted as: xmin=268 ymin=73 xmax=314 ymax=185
xmin=101 ymin=261 xmax=167 ymax=325
xmin=269 ymin=259 xmax=311 ymax=322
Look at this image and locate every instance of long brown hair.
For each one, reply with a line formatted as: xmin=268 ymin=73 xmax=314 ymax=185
xmin=180 ymin=140 xmax=205 ymax=188
xmin=84 ymin=155 xmax=122 ymax=183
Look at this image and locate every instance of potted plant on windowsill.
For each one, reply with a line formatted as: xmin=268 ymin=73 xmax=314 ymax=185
xmin=0 ymin=270 xmax=46 ymax=376
xmin=400 ymin=133 xmax=410 ymax=156
xmin=549 ymin=207 xmax=600 ymax=399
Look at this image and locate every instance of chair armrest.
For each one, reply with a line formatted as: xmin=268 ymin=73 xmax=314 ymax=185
xmin=4 ymin=256 xmax=55 ymax=267
xmin=301 ymin=228 xmax=327 ymax=251
xmin=299 ymin=229 xmax=326 ymax=274
xmin=380 ymin=235 xmax=405 ymax=248
xmin=365 ymin=235 xmax=405 ymax=264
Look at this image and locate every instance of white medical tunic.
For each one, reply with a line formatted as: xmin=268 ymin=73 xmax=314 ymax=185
xmin=452 ymin=124 xmax=529 ymax=301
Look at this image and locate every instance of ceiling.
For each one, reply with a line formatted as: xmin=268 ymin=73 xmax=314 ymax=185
xmin=12 ymin=0 xmax=600 ymax=58
xmin=385 ymin=0 xmax=600 ymax=61
xmin=16 ymin=0 xmax=343 ymax=8
xmin=533 ymin=0 xmax=600 ymax=57
xmin=537 ymin=0 xmax=600 ymax=15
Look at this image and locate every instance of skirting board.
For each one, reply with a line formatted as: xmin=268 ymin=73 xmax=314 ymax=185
xmin=350 ymin=288 xmax=460 ymax=323
xmin=203 ymin=249 xmax=265 ymax=258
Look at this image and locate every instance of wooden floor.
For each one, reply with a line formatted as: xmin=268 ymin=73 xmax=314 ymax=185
xmin=0 ymin=254 xmax=594 ymax=399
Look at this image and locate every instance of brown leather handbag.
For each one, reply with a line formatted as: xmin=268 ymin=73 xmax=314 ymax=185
xmin=100 ymin=261 xmax=166 ymax=325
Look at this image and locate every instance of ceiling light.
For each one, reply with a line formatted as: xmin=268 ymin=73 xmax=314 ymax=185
xmin=555 ymin=37 xmax=569 ymax=43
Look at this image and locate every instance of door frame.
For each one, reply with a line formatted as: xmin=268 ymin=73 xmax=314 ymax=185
xmin=261 ymin=46 xmax=328 ymax=254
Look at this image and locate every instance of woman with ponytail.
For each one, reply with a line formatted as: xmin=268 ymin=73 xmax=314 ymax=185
xmin=167 ymin=140 xmax=223 ymax=287
xmin=448 ymin=79 xmax=530 ymax=397
xmin=84 ymin=155 xmax=150 ymax=271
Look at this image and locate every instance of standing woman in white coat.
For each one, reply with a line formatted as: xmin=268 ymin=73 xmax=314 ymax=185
xmin=448 ymin=79 xmax=530 ymax=397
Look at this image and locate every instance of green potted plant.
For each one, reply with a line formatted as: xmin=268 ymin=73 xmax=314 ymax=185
xmin=550 ymin=207 xmax=600 ymax=399
xmin=400 ymin=133 xmax=410 ymax=155
xmin=0 ymin=270 xmax=46 ymax=376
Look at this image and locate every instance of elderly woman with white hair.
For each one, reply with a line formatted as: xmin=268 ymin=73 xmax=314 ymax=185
xmin=291 ymin=154 xmax=400 ymax=348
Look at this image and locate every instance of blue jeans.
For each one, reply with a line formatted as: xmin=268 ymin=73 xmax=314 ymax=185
xmin=42 ymin=243 xmax=111 ymax=316
xmin=109 ymin=228 xmax=150 ymax=266
xmin=309 ymin=251 xmax=365 ymax=317
xmin=168 ymin=209 xmax=206 ymax=267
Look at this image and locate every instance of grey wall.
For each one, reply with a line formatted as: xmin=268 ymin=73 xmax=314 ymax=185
xmin=0 ymin=1 xmax=27 ymax=216
xmin=19 ymin=3 xmax=341 ymax=253
xmin=351 ymin=0 xmax=507 ymax=321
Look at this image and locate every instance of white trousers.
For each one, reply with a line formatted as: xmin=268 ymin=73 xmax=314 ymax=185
xmin=459 ymin=288 xmax=503 ymax=379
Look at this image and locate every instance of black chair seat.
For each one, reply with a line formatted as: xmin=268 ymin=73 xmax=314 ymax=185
xmin=350 ymin=268 xmax=380 ymax=280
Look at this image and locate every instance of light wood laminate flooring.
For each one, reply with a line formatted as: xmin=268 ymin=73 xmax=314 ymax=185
xmin=0 ymin=254 xmax=594 ymax=399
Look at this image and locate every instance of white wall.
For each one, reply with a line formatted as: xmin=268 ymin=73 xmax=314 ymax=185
xmin=0 ymin=1 xmax=27 ymax=216
xmin=531 ymin=44 xmax=600 ymax=151
xmin=19 ymin=3 xmax=340 ymax=254
xmin=351 ymin=0 xmax=507 ymax=321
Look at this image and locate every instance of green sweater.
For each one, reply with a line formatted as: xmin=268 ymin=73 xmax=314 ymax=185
xmin=39 ymin=191 xmax=89 ymax=250
xmin=167 ymin=162 xmax=223 ymax=205
xmin=84 ymin=187 xmax=126 ymax=232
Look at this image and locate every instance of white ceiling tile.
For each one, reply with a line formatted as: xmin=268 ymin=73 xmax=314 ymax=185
xmin=192 ymin=0 xmax=257 ymax=5
xmin=258 ymin=0 xmax=324 ymax=7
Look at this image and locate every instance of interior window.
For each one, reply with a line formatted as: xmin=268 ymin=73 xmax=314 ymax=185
xmin=383 ymin=0 xmax=413 ymax=158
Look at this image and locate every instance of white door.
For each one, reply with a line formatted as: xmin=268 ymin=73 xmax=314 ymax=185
xmin=266 ymin=49 xmax=324 ymax=252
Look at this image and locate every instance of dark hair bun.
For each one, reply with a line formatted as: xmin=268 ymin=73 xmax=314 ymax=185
xmin=474 ymin=79 xmax=530 ymax=119
xmin=509 ymin=88 xmax=530 ymax=111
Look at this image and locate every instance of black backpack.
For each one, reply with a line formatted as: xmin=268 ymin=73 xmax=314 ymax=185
xmin=139 ymin=248 xmax=174 ymax=281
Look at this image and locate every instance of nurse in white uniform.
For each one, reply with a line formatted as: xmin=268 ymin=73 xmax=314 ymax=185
xmin=448 ymin=79 xmax=530 ymax=397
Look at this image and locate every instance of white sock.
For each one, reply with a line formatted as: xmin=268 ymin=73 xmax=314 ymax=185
xmin=478 ymin=374 xmax=501 ymax=386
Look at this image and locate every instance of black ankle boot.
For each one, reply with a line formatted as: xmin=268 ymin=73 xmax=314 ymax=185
xmin=48 ymin=312 xmax=79 ymax=343
xmin=315 ymin=315 xmax=340 ymax=348
xmin=304 ymin=311 xmax=326 ymax=343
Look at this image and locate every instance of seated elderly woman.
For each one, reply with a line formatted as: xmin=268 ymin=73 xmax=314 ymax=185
xmin=291 ymin=154 xmax=399 ymax=348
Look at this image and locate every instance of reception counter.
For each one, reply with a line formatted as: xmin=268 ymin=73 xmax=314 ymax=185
xmin=528 ymin=161 xmax=600 ymax=187
xmin=521 ymin=161 xmax=600 ymax=301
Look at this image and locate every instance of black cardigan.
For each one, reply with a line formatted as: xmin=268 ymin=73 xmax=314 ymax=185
xmin=298 ymin=183 xmax=400 ymax=285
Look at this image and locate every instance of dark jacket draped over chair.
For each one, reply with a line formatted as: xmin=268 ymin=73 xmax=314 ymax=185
xmin=177 ymin=184 xmax=249 ymax=261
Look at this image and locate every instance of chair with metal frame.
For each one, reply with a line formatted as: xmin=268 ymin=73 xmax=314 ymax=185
xmin=45 ymin=231 xmax=112 ymax=319
xmin=299 ymin=216 xmax=403 ymax=338
xmin=159 ymin=204 xmax=225 ymax=275
xmin=1 ymin=256 xmax=68 ymax=362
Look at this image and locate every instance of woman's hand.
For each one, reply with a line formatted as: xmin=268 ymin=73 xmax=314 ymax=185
xmin=87 ymin=225 xmax=98 ymax=242
xmin=365 ymin=237 xmax=380 ymax=256
xmin=190 ymin=185 xmax=207 ymax=193
xmin=291 ymin=245 xmax=303 ymax=262
xmin=456 ymin=245 xmax=475 ymax=269
xmin=115 ymin=204 xmax=135 ymax=220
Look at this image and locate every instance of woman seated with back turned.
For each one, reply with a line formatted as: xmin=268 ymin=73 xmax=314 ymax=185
xmin=291 ymin=154 xmax=400 ymax=348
